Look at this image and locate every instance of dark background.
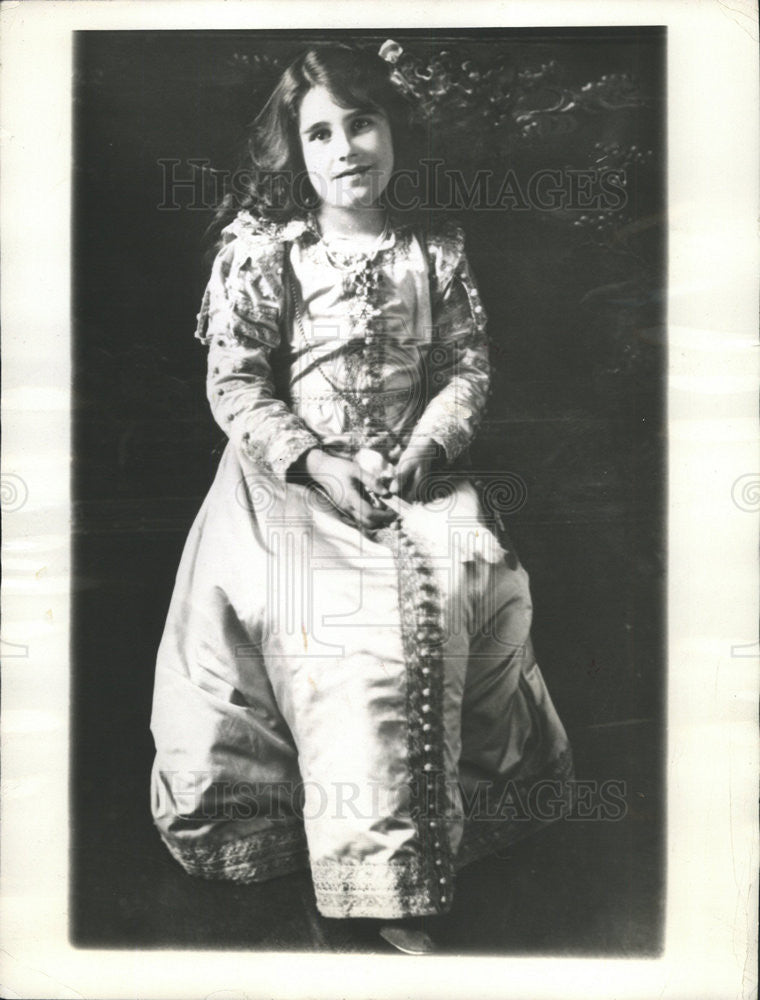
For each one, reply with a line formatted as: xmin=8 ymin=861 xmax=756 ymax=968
xmin=72 ymin=28 xmax=665 ymax=953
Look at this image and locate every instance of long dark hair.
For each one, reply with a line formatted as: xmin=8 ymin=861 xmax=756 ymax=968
xmin=214 ymin=42 xmax=425 ymax=233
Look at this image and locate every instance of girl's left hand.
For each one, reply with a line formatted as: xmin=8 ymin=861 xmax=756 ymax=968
xmin=390 ymin=436 xmax=445 ymax=502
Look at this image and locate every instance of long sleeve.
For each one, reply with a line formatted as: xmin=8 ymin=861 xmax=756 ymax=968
xmin=196 ymin=234 xmax=321 ymax=480
xmin=410 ymin=237 xmax=491 ymax=462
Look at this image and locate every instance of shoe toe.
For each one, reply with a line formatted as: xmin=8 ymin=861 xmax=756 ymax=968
xmin=378 ymin=924 xmax=437 ymax=955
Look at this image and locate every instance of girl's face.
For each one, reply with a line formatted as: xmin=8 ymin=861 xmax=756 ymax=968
xmin=298 ymin=85 xmax=394 ymax=212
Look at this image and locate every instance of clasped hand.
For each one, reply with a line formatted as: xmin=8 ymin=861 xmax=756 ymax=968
xmin=298 ymin=438 xmax=443 ymax=531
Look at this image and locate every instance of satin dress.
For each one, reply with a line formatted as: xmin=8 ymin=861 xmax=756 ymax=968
xmin=150 ymin=210 xmax=573 ymax=919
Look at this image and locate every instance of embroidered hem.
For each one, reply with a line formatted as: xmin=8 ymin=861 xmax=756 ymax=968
xmin=157 ymin=748 xmax=574 ymax=901
xmin=159 ymin=823 xmax=309 ymax=884
xmin=311 ymin=855 xmax=451 ymax=919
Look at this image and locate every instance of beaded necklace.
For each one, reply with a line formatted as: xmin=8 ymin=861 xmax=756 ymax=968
xmin=317 ymin=215 xmax=394 ymax=266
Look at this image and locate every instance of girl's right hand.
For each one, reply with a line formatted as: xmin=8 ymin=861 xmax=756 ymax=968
xmin=303 ymin=449 xmax=396 ymax=531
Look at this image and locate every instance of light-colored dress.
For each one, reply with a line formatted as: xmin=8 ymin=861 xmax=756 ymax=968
xmin=150 ymin=210 xmax=573 ymax=919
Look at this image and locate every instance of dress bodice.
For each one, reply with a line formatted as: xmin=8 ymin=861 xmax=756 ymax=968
xmin=285 ymin=225 xmax=435 ymax=458
xmin=195 ymin=210 xmax=491 ymax=480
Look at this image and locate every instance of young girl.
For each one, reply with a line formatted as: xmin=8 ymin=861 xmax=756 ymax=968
xmin=150 ymin=41 xmax=573 ymax=952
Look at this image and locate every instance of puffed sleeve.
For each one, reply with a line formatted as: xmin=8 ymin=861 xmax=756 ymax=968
xmin=195 ymin=230 xmax=321 ymax=480
xmin=409 ymin=228 xmax=491 ymax=462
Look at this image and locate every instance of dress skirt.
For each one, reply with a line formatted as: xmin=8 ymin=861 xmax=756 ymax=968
xmin=150 ymin=443 xmax=573 ymax=918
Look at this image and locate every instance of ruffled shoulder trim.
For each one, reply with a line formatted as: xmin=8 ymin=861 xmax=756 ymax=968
xmin=223 ymin=210 xmax=466 ymax=288
xmin=420 ymin=219 xmax=466 ymax=294
xmin=217 ymin=211 xmax=309 ymax=282
xmin=221 ymin=210 xmax=313 ymax=255
xmin=194 ymin=212 xmax=306 ymax=346
xmin=416 ymin=219 xmax=487 ymax=335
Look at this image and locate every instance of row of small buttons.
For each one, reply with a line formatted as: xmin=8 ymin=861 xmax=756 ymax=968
xmin=397 ymin=525 xmax=451 ymax=908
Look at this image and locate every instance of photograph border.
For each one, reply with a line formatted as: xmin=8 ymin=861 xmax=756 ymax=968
xmin=1 ymin=1 xmax=757 ymax=998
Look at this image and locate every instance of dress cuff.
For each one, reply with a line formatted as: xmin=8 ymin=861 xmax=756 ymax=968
xmin=431 ymin=432 xmax=463 ymax=464
xmin=266 ymin=431 xmax=322 ymax=482
xmin=410 ymin=416 xmax=472 ymax=465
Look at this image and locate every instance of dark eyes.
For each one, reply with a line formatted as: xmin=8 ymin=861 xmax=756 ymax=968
xmin=308 ymin=116 xmax=374 ymax=142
